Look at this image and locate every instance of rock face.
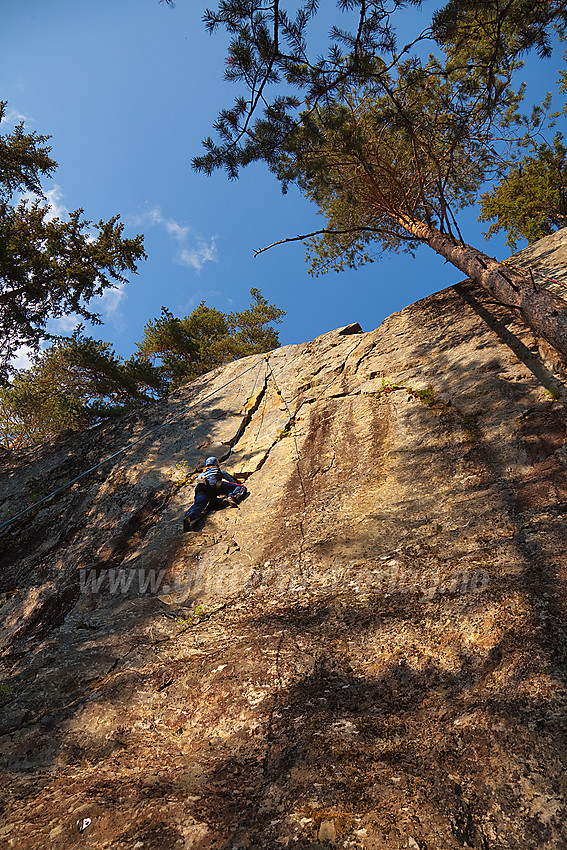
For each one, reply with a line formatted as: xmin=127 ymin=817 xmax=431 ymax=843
xmin=1 ymin=258 xmax=567 ymax=848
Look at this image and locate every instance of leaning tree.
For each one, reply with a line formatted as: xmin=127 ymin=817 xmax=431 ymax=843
xmin=169 ymin=0 xmax=567 ymax=354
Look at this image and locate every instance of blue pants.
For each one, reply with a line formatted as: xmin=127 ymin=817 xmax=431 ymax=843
xmin=185 ymin=481 xmax=247 ymax=521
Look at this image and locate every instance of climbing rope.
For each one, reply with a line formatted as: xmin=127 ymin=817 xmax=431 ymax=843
xmin=223 ymin=354 xmax=268 ymax=468
xmin=502 ymin=260 xmax=567 ymax=290
xmin=0 ymin=358 xmax=265 ymax=536
xmin=264 ymin=354 xmax=308 ymax=507
xmin=1 ymin=335 xmax=361 ymax=536
xmin=262 ymin=336 xmax=366 ymax=579
xmin=263 ymin=335 xmax=365 ymax=491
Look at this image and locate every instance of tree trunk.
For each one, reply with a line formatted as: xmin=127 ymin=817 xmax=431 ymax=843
xmin=401 ymin=217 xmax=567 ymax=357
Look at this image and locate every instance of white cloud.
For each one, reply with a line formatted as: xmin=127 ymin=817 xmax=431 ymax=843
xmin=96 ymin=283 xmax=127 ymax=331
xmin=47 ymin=283 xmax=129 ymax=337
xmin=45 ymin=291 xmax=127 ymax=338
xmin=10 ymin=345 xmax=35 ymax=372
xmin=2 ymin=107 xmax=34 ymax=128
xmin=164 ymin=218 xmax=190 ymax=242
xmin=49 ymin=314 xmax=82 ymax=335
xmin=178 ymin=238 xmax=217 ymax=271
xmin=9 ymin=181 xmax=131 ymax=342
xmin=98 ymin=283 xmax=127 ymax=317
xmin=43 ymin=185 xmax=68 ymax=221
xmin=16 ymin=183 xmax=69 ymax=221
xmin=131 ymin=206 xmax=217 ymax=272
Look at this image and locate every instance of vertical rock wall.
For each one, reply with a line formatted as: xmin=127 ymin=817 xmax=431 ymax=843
xmin=1 ymin=277 xmax=567 ymax=849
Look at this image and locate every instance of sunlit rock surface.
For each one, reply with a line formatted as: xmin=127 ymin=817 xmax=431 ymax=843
xmin=1 ymin=257 xmax=567 ymax=848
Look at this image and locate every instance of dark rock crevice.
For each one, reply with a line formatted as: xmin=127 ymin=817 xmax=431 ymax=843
xmin=2 ymin=234 xmax=567 ymax=847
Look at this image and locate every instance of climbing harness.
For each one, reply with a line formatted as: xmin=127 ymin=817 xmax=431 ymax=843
xmin=1 ymin=334 xmax=360 ymax=536
xmin=0 ymin=358 xmax=266 ymax=536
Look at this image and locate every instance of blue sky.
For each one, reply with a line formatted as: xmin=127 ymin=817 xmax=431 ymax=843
xmin=2 ymin=0 xmax=566 ymax=366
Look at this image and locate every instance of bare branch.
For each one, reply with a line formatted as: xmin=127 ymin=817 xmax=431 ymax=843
xmin=253 ymin=224 xmax=423 ymax=256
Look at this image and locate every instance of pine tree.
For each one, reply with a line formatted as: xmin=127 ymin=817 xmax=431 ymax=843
xmin=0 ymin=333 xmax=163 ymax=449
xmin=186 ymin=0 xmax=567 ymax=355
xmin=228 ymin=287 xmax=285 ymax=355
xmin=137 ymin=288 xmax=285 ymax=387
xmin=479 ymin=135 xmax=567 ymax=249
xmin=0 ymin=102 xmax=146 ymax=380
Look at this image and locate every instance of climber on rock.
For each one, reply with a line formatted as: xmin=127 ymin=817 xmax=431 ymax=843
xmin=183 ymin=456 xmax=247 ymax=532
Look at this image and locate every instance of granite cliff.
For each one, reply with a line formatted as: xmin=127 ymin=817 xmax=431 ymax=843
xmin=1 ymin=235 xmax=567 ymax=849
